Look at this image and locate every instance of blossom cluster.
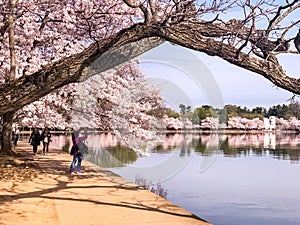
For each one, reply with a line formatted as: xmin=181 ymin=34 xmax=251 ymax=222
xmin=163 ymin=116 xmax=193 ymax=130
xmin=0 ymin=0 xmax=142 ymax=81
xmin=17 ymin=61 xmax=165 ymax=154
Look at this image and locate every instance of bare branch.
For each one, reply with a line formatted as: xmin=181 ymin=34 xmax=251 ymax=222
xmin=235 ymin=24 xmax=254 ymax=59
xmin=280 ymin=19 xmax=300 ymax=39
xmin=266 ymin=0 xmax=300 ymax=35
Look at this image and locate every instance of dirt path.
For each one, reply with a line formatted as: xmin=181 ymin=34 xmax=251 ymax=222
xmin=0 ymin=142 xmax=212 ymax=225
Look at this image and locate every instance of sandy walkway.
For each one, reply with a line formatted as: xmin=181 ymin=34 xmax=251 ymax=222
xmin=0 ymin=142 xmax=212 ymax=225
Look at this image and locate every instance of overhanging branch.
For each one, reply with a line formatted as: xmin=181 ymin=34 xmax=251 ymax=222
xmin=155 ymin=24 xmax=300 ymax=95
xmin=1 ymin=15 xmax=299 ymax=115
xmin=0 ymin=23 xmax=163 ymax=114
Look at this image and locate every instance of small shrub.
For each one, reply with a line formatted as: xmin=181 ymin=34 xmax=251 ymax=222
xmin=135 ymin=175 xmax=168 ymax=199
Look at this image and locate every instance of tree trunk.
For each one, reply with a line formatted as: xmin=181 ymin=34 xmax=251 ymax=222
xmin=0 ymin=112 xmax=15 ymax=155
xmin=8 ymin=0 xmax=17 ymax=80
xmin=0 ymin=0 xmax=17 ymax=156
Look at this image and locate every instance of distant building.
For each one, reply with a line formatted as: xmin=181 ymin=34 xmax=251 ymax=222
xmin=270 ymin=116 xmax=276 ymax=130
xmin=263 ymin=118 xmax=270 ymax=130
xmin=264 ymin=116 xmax=276 ymax=130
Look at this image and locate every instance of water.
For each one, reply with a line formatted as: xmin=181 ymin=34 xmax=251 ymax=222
xmin=48 ymin=132 xmax=300 ymax=225
xmin=162 ymin=154 xmax=300 ymax=225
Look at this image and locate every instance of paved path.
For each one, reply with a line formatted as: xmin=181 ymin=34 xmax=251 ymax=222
xmin=0 ymin=142 xmax=212 ymax=225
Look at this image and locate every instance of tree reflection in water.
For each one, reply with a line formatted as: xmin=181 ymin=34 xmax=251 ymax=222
xmin=190 ymin=133 xmax=300 ymax=163
xmin=85 ymin=144 xmax=138 ymax=168
xmin=48 ymin=131 xmax=300 ymax=166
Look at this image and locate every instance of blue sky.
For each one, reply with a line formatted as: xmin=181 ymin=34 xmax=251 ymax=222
xmin=139 ymin=42 xmax=299 ymax=110
xmin=194 ymin=51 xmax=298 ymax=108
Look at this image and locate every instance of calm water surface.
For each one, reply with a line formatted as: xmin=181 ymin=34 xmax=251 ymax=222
xmin=49 ymin=132 xmax=300 ymax=225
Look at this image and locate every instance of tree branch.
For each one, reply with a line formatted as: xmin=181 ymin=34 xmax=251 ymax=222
xmin=266 ymin=0 xmax=300 ymax=35
xmin=1 ymin=0 xmax=300 ymax=115
xmin=154 ymin=23 xmax=300 ymax=95
xmin=0 ymin=23 xmax=163 ymax=114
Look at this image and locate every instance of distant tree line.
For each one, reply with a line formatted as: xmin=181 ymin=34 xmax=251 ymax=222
xmin=166 ymin=102 xmax=300 ymax=125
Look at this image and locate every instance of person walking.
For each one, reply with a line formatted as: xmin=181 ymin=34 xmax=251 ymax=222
xmin=14 ymin=128 xmax=20 ymax=146
xmin=41 ymin=126 xmax=51 ymax=155
xmin=69 ymin=128 xmax=88 ymax=175
xmin=29 ymin=128 xmax=41 ymax=155
xmin=11 ymin=130 xmax=15 ymax=146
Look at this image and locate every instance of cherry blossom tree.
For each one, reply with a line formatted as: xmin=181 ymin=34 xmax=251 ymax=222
xmin=18 ymin=60 xmax=164 ymax=138
xmin=0 ymin=0 xmax=144 ymax=153
xmin=1 ymin=0 xmax=300 ymax=155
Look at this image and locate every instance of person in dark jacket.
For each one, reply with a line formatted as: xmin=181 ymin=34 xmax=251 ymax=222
xmin=29 ymin=128 xmax=41 ymax=155
xmin=41 ymin=126 xmax=51 ymax=155
xmin=14 ymin=128 xmax=20 ymax=146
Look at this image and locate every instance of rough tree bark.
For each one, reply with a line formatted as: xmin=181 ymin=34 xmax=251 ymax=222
xmin=0 ymin=0 xmax=18 ymax=155
xmin=0 ymin=0 xmax=299 ymax=154
xmin=0 ymin=21 xmax=299 ymax=117
xmin=0 ymin=112 xmax=15 ymax=155
xmin=0 ymin=25 xmax=163 ymax=115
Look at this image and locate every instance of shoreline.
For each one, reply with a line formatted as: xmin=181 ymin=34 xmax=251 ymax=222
xmin=19 ymin=128 xmax=300 ymax=135
xmin=0 ymin=142 xmax=212 ymax=225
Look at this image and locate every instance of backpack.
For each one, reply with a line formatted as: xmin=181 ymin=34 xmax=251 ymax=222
xmin=70 ymin=144 xmax=79 ymax=155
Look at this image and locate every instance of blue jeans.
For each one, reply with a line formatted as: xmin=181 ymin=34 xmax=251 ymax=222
xmin=70 ymin=153 xmax=83 ymax=173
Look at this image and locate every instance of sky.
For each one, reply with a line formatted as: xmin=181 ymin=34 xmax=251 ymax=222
xmin=138 ymin=42 xmax=299 ymax=110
